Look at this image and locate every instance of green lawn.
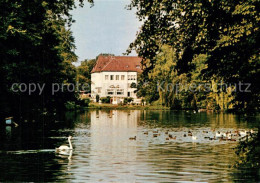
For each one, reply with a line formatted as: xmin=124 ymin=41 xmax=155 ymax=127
xmin=87 ymin=103 xmax=170 ymax=110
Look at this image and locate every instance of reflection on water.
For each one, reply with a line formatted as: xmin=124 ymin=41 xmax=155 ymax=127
xmin=0 ymin=110 xmax=259 ymax=182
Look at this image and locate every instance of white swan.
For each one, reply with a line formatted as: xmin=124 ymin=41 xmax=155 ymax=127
xmin=56 ymin=136 xmax=73 ymax=151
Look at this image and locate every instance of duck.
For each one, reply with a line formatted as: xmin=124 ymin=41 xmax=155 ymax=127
xmin=239 ymin=130 xmax=247 ymax=137
xmin=153 ymin=130 xmax=159 ymax=133
xmin=129 ymin=136 xmax=136 ymax=140
xmin=56 ymin=136 xmax=73 ymax=152
xmin=192 ymin=136 xmax=197 ymax=140
xmin=227 ymin=133 xmax=233 ymax=140
xmin=188 ymin=131 xmax=192 ymax=136
xmin=166 ymin=138 xmax=169 ymax=140
xmin=221 ymin=132 xmax=227 ymax=137
xmin=216 ymin=131 xmax=222 ymax=138
xmin=153 ymin=134 xmax=158 ymax=138
xmin=170 ymin=136 xmax=177 ymax=140
xmin=144 ymin=131 xmax=148 ymax=135
xmin=209 ymin=136 xmax=216 ymax=140
xmin=13 ymin=122 xmax=19 ymax=127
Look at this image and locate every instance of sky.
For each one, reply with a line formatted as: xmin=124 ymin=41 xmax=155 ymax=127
xmin=71 ymin=0 xmax=142 ymax=65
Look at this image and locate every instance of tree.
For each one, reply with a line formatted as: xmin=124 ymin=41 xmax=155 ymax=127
xmin=100 ymin=96 xmax=111 ymax=103
xmin=123 ymin=97 xmax=134 ymax=105
xmin=130 ymin=82 xmax=137 ymax=88
xmin=127 ymin=0 xmax=260 ymax=112
xmin=127 ymin=0 xmax=260 ymax=168
xmin=77 ymin=58 xmax=96 ymax=91
xmin=0 ymin=0 xmax=94 ymax=117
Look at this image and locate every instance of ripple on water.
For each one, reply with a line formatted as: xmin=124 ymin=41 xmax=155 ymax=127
xmin=0 ymin=110 xmax=259 ymax=182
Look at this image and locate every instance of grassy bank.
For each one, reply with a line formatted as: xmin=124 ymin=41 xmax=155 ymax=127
xmin=87 ymin=103 xmax=170 ymax=110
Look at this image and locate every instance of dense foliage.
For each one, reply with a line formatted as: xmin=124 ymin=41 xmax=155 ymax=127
xmin=77 ymin=58 xmax=96 ymax=91
xmin=128 ymin=0 xmax=260 ymax=112
xmin=136 ymin=45 xmax=235 ymax=110
xmin=0 ymin=0 xmax=93 ymax=118
xmin=235 ymin=130 xmax=260 ymax=168
xmin=100 ymin=96 xmax=111 ymax=104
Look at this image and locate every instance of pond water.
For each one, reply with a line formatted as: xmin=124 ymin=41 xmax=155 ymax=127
xmin=0 ymin=110 xmax=259 ymax=182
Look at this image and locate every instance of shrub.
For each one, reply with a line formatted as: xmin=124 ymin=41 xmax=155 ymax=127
xmin=83 ymin=98 xmax=90 ymax=107
xmin=101 ymin=96 xmax=111 ymax=103
xmin=76 ymin=98 xmax=90 ymax=107
xmin=123 ymin=98 xmax=128 ymax=105
xmin=128 ymin=97 xmax=133 ymax=103
xmin=65 ymin=101 xmax=80 ymax=110
xmin=124 ymin=97 xmax=134 ymax=105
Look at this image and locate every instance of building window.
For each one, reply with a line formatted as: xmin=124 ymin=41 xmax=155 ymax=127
xmin=105 ymin=75 xmax=108 ymax=80
xmin=116 ymin=89 xmax=124 ymax=95
xmin=121 ymin=75 xmax=125 ymax=80
xmin=97 ymin=87 xmax=101 ymax=93
xmin=117 ymin=91 xmax=123 ymax=95
xmin=110 ymin=75 xmax=114 ymax=80
xmin=116 ymin=75 xmax=119 ymax=80
xmin=107 ymin=89 xmax=114 ymax=95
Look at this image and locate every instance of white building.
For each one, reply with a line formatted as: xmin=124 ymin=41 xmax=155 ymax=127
xmin=91 ymin=56 xmax=142 ymax=104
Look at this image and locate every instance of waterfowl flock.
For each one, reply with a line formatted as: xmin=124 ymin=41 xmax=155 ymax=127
xmin=129 ymin=128 xmax=256 ymax=143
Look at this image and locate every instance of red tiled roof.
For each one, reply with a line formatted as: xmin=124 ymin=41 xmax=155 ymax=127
xmin=91 ymin=56 xmax=142 ymax=73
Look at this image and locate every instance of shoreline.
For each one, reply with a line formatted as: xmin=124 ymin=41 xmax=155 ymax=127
xmin=86 ymin=103 xmax=170 ymax=110
xmin=84 ymin=104 xmax=259 ymax=116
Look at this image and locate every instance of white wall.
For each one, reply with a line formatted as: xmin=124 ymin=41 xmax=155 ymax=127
xmin=91 ymin=71 xmax=138 ymax=100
